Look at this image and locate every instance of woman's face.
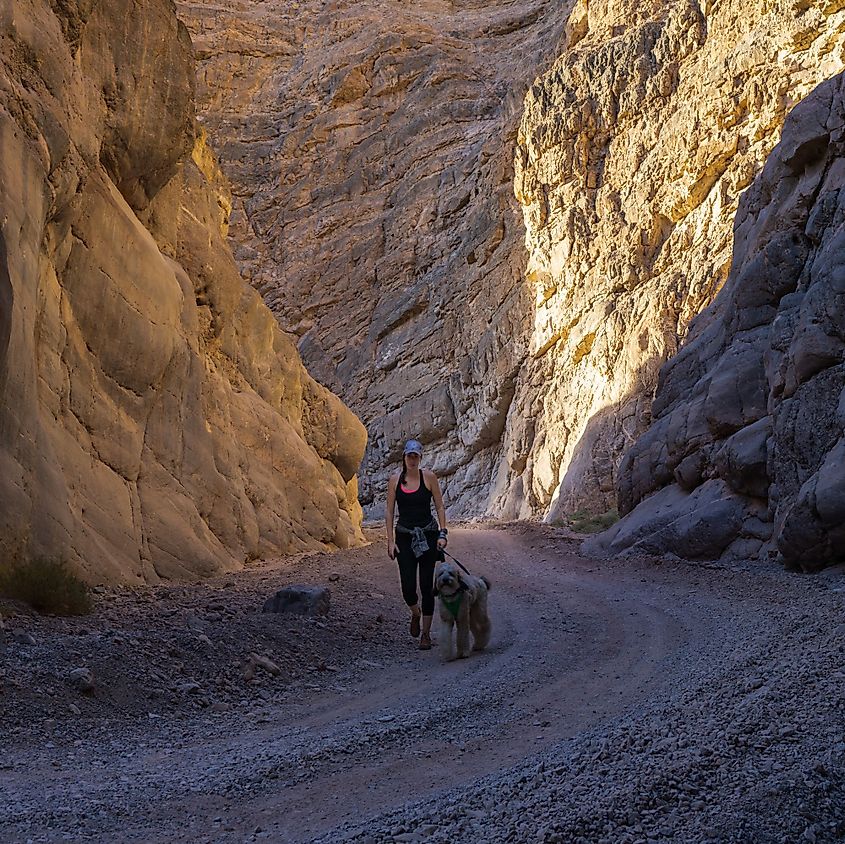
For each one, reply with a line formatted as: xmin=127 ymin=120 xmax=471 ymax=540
xmin=405 ymin=452 xmax=421 ymax=469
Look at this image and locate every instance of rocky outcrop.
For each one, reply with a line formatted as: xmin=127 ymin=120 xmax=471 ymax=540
xmin=0 ymin=0 xmax=366 ymax=584
xmin=179 ymin=0 xmax=845 ymax=523
xmin=588 ymin=71 xmax=845 ymax=570
xmin=175 ymin=0 xmax=569 ymax=515
xmin=508 ymin=0 xmax=845 ymax=522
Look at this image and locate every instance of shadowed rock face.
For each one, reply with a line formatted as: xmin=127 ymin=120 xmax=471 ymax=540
xmin=176 ymin=0 xmax=569 ymax=516
xmin=510 ymin=0 xmax=845 ymax=522
xmin=589 ymin=71 xmax=845 ymax=570
xmin=0 ymin=0 xmax=366 ymax=584
xmin=178 ymin=0 xmax=845 ymax=524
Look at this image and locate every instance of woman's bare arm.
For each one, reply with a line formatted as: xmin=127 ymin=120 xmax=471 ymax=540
xmin=385 ymin=472 xmax=398 ymax=558
xmin=427 ymin=470 xmax=447 ymax=546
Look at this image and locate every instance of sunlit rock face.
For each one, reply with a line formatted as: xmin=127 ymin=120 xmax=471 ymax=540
xmin=511 ymin=0 xmax=845 ymax=522
xmin=176 ymin=0 xmax=569 ymax=516
xmin=588 ymin=71 xmax=845 ymax=570
xmin=0 ymin=0 xmax=366 ymax=584
xmin=177 ymin=0 xmax=845 ymax=521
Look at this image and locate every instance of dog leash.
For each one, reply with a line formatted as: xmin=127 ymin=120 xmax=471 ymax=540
xmin=441 ymin=548 xmax=472 ymax=576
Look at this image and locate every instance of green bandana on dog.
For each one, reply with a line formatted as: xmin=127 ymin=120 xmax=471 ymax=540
xmin=441 ymin=592 xmax=463 ymax=618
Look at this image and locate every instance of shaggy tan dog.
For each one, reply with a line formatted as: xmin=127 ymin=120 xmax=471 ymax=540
xmin=432 ymin=559 xmax=491 ymax=661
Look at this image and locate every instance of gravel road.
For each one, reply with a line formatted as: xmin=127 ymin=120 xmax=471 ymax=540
xmin=1 ymin=524 xmax=843 ymax=843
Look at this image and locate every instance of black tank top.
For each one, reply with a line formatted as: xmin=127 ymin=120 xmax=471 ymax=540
xmin=396 ymin=472 xmax=435 ymax=529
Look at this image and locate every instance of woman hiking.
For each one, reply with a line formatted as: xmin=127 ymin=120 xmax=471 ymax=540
xmin=385 ymin=439 xmax=448 ymax=651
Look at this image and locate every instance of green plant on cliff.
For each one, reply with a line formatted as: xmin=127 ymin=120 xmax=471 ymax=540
xmin=565 ymin=508 xmax=619 ymax=534
xmin=0 ymin=557 xmax=92 ymax=616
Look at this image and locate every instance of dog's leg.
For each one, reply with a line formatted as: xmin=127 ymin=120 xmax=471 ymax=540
xmin=456 ymin=607 xmax=471 ymax=659
xmin=471 ymin=610 xmax=491 ymax=651
xmin=438 ymin=612 xmax=455 ymax=662
xmin=471 ymin=590 xmax=491 ymax=651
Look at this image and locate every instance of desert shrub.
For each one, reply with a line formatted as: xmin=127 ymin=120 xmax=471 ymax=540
xmin=0 ymin=556 xmax=92 ymax=615
xmin=566 ymin=508 xmax=620 ymax=534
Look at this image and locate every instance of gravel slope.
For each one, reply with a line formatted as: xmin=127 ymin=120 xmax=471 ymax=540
xmin=1 ymin=524 xmax=843 ymax=843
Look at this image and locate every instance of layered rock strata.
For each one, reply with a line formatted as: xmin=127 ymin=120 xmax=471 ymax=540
xmin=175 ymin=0 xmax=569 ymax=516
xmin=589 ymin=71 xmax=845 ymax=570
xmin=179 ymin=0 xmax=845 ymax=522
xmin=0 ymin=0 xmax=366 ymax=584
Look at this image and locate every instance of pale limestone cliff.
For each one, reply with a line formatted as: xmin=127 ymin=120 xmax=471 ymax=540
xmin=0 ymin=0 xmax=366 ymax=584
xmin=178 ymin=0 xmax=845 ymax=525
xmin=588 ymin=71 xmax=845 ymax=570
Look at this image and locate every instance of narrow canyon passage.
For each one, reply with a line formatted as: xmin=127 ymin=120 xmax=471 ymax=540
xmin=3 ymin=5 xmax=845 ymax=841
xmin=2 ymin=526 xmax=842 ymax=842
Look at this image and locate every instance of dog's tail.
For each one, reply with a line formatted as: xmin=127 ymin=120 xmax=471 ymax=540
xmin=481 ymin=575 xmax=491 ymax=591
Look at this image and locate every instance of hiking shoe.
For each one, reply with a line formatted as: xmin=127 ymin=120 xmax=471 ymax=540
xmin=418 ymin=632 xmax=432 ymax=650
xmin=410 ymin=613 xmax=421 ymax=638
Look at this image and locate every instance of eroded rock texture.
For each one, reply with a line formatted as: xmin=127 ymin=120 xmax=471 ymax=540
xmin=176 ymin=0 xmax=569 ymax=516
xmin=589 ymin=71 xmax=845 ymax=570
xmin=179 ymin=0 xmax=845 ymax=523
xmin=512 ymin=0 xmax=845 ymax=522
xmin=0 ymin=0 xmax=366 ymax=584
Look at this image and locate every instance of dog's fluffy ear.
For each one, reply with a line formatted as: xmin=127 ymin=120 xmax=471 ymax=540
xmin=457 ymin=575 xmax=469 ymax=592
xmin=481 ymin=575 xmax=491 ymax=591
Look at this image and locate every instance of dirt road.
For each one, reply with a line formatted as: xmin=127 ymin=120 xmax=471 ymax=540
xmin=2 ymin=525 xmax=844 ymax=843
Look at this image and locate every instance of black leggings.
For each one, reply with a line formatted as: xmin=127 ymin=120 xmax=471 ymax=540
xmin=395 ymin=531 xmax=440 ymax=615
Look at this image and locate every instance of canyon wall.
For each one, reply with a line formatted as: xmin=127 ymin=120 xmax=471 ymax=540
xmin=588 ymin=70 xmax=845 ymax=570
xmin=179 ymin=0 xmax=845 ymax=524
xmin=0 ymin=0 xmax=366 ymax=584
xmin=512 ymin=0 xmax=845 ymax=523
xmin=176 ymin=0 xmax=570 ymax=516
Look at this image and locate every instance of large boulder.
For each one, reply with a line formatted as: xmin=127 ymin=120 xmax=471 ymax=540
xmin=262 ymin=586 xmax=331 ymax=617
